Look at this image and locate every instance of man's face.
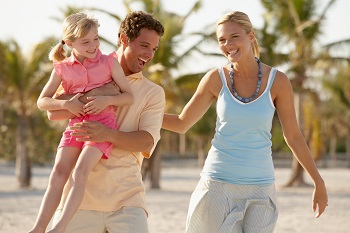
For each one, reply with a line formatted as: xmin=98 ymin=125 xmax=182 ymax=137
xmin=121 ymin=28 xmax=160 ymax=76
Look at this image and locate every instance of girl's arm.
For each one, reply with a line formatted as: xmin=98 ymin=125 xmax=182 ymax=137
xmin=83 ymin=58 xmax=134 ymax=114
xmin=37 ymin=69 xmax=85 ymax=117
xmin=274 ymin=71 xmax=328 ymax=218
xmin=162 ymin=69 xmax=219 ymax=134
xmin=47 ymin=82 xmax=121 ymax=120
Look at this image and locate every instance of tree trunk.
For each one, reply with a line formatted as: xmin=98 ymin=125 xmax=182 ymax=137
xmin=329 ymin=136 xmax=337 ymax=168
xmin=346 ymin=135 xmax=350 ymax=168
xmin=179 ymin=134 xmax=186 ymax=157
xmin=141 ymin=143 xmax=161 ymax=189
xmin=196 ymin=137 xmax=205 ymax=167
xmin=15 ymin=116 xmax=31 ymax=188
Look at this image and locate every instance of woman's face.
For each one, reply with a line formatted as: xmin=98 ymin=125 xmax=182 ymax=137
xmin=216 ymin=21 xmax=254 ymax=63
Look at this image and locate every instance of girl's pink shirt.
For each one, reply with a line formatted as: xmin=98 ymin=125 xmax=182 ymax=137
xmin=54 ymin=49 xmax=115 ymax=94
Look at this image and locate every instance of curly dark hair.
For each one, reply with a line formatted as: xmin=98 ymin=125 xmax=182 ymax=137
xmin=118 ymin=11 xmax=164 ymax=47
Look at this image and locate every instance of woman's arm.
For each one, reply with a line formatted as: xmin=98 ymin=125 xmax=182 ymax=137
xmin=162 ymin=69 xmax=220 ymax=134
xmin=274 ymin=71 xmax=328 ymax=218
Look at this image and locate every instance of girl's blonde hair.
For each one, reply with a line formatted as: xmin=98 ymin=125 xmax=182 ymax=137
xmin=49 ymin=12 xmax=100 ymax=62
xmin=217 ymin=11 xmax=259 ymax=58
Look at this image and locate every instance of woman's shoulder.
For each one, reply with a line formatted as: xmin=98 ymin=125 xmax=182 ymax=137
xmin=261 ymin=64 xmax=289 ymax=83
xmin=203 ymin=67 xmax=221 ymax=80
xmin=199 ymin=68 xmax=222 ymax=87
xmin=273 ymin=69 xmax=290 ymax=86
xmin=198 ymin=67 xmax=224 ymax=97
xmin=267 ymin=68 xmax=292 ymax=99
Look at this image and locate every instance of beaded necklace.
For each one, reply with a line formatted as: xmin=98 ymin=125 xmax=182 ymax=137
xmin=229 ymin=57 xmax=262 ymax=103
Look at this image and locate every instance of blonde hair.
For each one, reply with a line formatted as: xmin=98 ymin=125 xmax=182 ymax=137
xmin=49 ymin=12 xmax=100 ymax=62
xmin=217 ymin=11 xmax=259 ymax=58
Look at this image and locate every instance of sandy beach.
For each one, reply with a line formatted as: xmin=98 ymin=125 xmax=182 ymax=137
xmin=0 ymin=159 xmax=349 ymax=233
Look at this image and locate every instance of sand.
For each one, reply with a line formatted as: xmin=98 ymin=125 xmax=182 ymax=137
xmin=0 ymin=160 xmax=349 ymax=233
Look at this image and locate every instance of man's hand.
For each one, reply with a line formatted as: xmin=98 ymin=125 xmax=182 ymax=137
xmin=70 ymin=121 xmax=112 ymax=143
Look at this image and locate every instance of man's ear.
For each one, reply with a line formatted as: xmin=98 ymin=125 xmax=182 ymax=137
xmin=120 ymin=33 xmax=128 ymax=46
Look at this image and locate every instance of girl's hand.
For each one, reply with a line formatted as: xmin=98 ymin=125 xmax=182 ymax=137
xmin=83 ymin=96 xmax=109 ymax=114
xmin=65 ymin=93 xmax=85 ymax=117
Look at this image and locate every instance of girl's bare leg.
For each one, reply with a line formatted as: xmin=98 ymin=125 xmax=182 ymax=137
xmin=28 ymin=147 xmax=80 ymax=233
xmin=48 ymin=146 xmax=103 ymax=233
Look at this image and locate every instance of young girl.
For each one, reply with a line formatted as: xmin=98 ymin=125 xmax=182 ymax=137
xmin=29 ymin=12 xmax=134 ymax=233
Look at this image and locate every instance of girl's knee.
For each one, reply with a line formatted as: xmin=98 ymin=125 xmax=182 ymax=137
xmin=50 ymin=163 xmax=72 ymax=183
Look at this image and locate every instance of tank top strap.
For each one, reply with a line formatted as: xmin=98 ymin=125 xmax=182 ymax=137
xmin=266 ymin=68 xmax=277 ymax=91
xmin=218 ymin=67 xmax=228 ymax=87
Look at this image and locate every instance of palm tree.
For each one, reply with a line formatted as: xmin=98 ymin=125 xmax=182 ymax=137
xmin=322 ymin=68 xmax=350 ymax=167
xmin=3 ymin=38 xmax=55 ymax=187
xmin=0 ymin=42 xmax=8 ymax=159
xmin=260 ymin=0 xmax=338 ymax=186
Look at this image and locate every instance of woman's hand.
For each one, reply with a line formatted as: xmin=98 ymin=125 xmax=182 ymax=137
xmin=312 ymin=179 xmax=328 ymax=218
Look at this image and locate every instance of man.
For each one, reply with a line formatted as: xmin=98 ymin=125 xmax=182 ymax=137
xmin=48 ymin=11 xmax=165 ymax=233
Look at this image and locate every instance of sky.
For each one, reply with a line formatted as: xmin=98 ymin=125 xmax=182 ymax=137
xmin=1 ymin=0 xmax=349 ymax=73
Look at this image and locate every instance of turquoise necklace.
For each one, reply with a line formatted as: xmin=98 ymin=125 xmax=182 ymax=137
xmin=229 ymin=57 xmax=262 ymax=103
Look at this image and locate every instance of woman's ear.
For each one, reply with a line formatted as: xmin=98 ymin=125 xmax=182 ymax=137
xmin=249 ymin=30 xmax=255 ymax=42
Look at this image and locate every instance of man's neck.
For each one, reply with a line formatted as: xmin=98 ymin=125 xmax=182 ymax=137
xmin=115 ymin=48 xmax=132 ymax=76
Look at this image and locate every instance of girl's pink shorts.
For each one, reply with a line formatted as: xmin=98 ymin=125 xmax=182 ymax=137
xmin=58 ymin=113 xmax=117 ymax=159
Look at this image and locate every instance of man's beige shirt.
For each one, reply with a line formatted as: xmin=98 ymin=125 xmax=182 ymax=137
xmin=59 ymin=71 xmax=165 ymax=213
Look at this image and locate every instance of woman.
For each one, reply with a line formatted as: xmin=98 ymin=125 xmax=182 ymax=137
xmin=162 ymin=11 xmax=328 ymax=233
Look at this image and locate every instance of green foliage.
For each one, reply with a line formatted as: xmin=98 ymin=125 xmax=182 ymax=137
xmin=0 ymin=37 xmax=57 ymax=166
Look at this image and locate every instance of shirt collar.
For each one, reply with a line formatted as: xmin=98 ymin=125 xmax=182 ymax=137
xmin=67 ymin=49 xmax=102 ymax=65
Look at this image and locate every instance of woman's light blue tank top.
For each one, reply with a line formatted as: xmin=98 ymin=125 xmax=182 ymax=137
xmin=201 ymin=67 xmax=278 ymax=185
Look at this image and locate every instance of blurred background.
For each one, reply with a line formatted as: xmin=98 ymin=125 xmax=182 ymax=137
xmin=1 ymin=0 xmax=350 ymax=192
xmin=1 ymin=0 xmax=350 ymax=232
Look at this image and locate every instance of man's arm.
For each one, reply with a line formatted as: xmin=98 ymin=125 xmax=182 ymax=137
xmin=70 ymin=121 xmax=154 ymax=152
xmin=47 ymin=82 xmax=120 ymax=121
xmin=70 ymin=86 xmax=166 ymax=155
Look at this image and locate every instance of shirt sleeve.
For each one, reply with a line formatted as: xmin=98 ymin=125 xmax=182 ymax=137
xmin=52 ymin=62 xmax=65 ymax=98
xmin=139 ymin=85 xmax=165 ymax=158
xmin=106 ymin=52 xmax=116 ymax=72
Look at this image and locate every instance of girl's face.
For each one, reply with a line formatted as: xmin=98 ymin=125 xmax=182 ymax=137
xmin=68 ymin=26 xmax=100 ymax=63
xmin=216 ymin=21 xmax=254 ymax=63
